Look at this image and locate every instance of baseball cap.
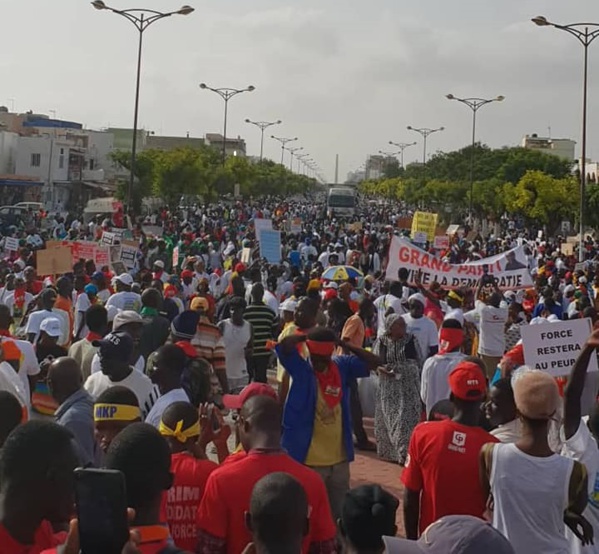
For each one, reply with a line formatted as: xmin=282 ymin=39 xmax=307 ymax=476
xmin=154 ymin=260 xmax=165 ymax=269
xmin=448 ymin=362 xmax=487 ymax=402
xmin=113 ymin=310 xmax=143 ymax=331
xmin=93 ymin=331 xmax=134 ymax=361
xmin=279 ymin=298 xmax=298 ymax=313
xmin=383 ymin=515 xmax=515 ymax=554
xmin=234 ymin=263 xmax=247 ymax=273
xmin=223 ymin=383 xmax=277 ymax=410
xmin=115 ymin=273 xmax=134 ymax=286
xmin=190 ymin=297 xmax=209 ymax=312
xmin=40 ymin=317 xmax=62 ymax=338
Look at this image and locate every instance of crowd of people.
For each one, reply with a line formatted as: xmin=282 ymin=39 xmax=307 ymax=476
xmin=0 ymin=195 xmax=599 ymax=553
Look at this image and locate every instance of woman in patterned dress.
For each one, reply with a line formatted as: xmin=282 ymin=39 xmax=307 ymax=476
xmin=373 ymin=313 xmax=422 ymax=465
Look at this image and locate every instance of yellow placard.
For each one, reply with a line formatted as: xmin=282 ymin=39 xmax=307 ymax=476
xmin=411 ymin=212 xmax=438 ymax=242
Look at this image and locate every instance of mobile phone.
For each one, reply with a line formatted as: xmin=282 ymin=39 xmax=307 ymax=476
xmin=75 ymin=468 xmax=129 ymax=554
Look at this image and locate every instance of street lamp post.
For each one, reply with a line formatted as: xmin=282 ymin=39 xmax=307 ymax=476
xmin=245 ymin=119 xmax=281 ymax=162
xmin=287 ymin=147 xmax=304 ymax=172
xmin=296 ymin=153 xmax=310 ymax=174
xmin=532 ymin=16 xmax=599 ymax=262
xmin=91 ymin=1 xmax=194 ymax=211
xmin=446 ymin=94 xmax=505 ymax=225
xmin=388 ymin=141 xmax=417 ymax=168
xmin=271 ymin=136 xmax=297 ymax=165
xmin=199 ymin=83 xmax=255 ymax=164
xmin=407 ymin=126 xmax=444 ymax=182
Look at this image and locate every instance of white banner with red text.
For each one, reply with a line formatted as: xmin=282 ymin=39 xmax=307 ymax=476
xmin=385 ymin=236 xmax=533 ymax=290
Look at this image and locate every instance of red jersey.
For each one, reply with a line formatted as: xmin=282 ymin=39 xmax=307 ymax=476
xmin=401 ymin=419 xmax=498 ymax=534
xmin=163 ymin=453 xmax=218 ymax=552
xmin=2 ymin=519 xmax=65 ymax=554
xmin=197 ymin=451 xmax=337 ymax=554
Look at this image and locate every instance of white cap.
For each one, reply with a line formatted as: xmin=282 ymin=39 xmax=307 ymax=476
xmin=154 ymin=260 xmax=165 ymax=269
xmin=113 ymin=310 xmax=143 ymax=331
xmin=408 ymin=292 xmax=426 ymax=306
xmin=115 ymin=273 xmax=133 ymax=286
xmin=40 ymin=317 xmax=62 ymax=337
xmin=280 ymin=298 xmax=298 ymax=313
xmin=323 ymin=281 xmax=339 ymax=289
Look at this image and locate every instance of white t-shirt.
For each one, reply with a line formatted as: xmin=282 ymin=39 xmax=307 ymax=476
xmin=105 ymin=291 xmax=142 ymax=313
xmin=402 ymin=313 xmax=438 ymax=362
xmin=84 ymin=368 xmax=159 ymax=418
xmin=561 ymin=420 xmax=599 ymax=554
xmin=221 ymin=319 xmax=251 ymax=380
xmin=374 ymin=294 xmax=404 ymax=338
xmin=97 ymin=289 xmax=111 ymax=305
xmin=420 ymin=351 xmax=467 ymax=415
xmin=473 ymin=300 xmax=508 ymax=357
xmin=90 ymin=354 xmax=145 ymax=375
xmin=25 ymin=309 xmax=69 ymax=346
xmin=74 ymin=293 xmax=92 ymax=338
xmin=145 ymin=388 xmax=190 ymax=428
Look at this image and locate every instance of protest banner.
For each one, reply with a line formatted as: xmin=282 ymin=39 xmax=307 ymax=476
xmin=120 ymin=241 xmax=138 ymax=269
xmin=37 ymin=247 xmax=72 ymax=276
xmin=433 ymin=236 xmax=450 ymax=250
xmin=4 ymin=237 xmax=19 ymax=252
xmin=396 ymin=216 xmax=413 ymax=229
xmin=446 ymin=224 xmax=460 ymax=236
xmin=72 ymin=241 xmax=96 ymax=262
xmin=385 ymin=236 xmax=533 ymax=290
xmin=101 ymin=231 xmax=116 ymax=246
xmin=411 ymin=212 xmax=438 ymax=242
xmin=521 ymin=318 xmax=598 ymax=377
xmin=142 ymin=225 xmax=163 ymax=237
xmin=412 ymin=231 xmax=428 ymax=244
xmin=290 ymin=218 xmax=302 ymax=234
xmin=254 ymin=218 xmax=272 ymax=242
xmin=259 ymin=230 xmax=281 ymax=264
xmin=94 ymin=247 xmax=110 ymax=267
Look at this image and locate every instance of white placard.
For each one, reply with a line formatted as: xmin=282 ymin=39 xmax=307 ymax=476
xmin=4 ymin=237 xmax=19 ymax=252
xmin=521 ymin=318 xmax=598 ymax=377
xmin=254 ymin=218 xmax=272 ymax=242
xmin=413 ymin=231 xmax=428 ymax=244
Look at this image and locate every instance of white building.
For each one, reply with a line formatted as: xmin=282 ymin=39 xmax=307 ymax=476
xmin=521 ymin=134 xmax=576 ymax=161
xmin=0 ymin=131 xmax=19 ymax=174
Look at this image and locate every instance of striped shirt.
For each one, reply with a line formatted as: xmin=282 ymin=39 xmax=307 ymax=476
xmin=192 ymin=319 xmax=226 ymax=373
xmin=244 ymin=303 xmax=278 ymax=358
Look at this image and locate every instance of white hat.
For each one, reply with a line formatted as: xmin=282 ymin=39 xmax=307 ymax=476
xmin=564 ymin=284 xmax=576 ymax=294
xmin=40 ymin=317 xmax=62 ymax=337
xmin=154 ymin=260 xmax=165 ymax=269
xmin=408 ymin=292 xmax=426 ymax=306
xmin=280 ymin=298 xmax=298 ymax=313
xmin=115 ymin=273 xmax=134 ymax=286
xmin=113 ymin=310 xmax=144 ymax=331
xmin=323 ymin=281 xmax=339 ymax=290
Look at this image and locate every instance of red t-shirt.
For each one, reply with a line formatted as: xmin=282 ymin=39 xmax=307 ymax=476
xmin=197 ymin=451 xmax=337 ymax=554
xmin=162 ymin=453 xmax=218 ymax=552
xmin=1 ymin=520 xmax=65 ymax=554
xmin=401 ymin=419 xmax=498 ymax=534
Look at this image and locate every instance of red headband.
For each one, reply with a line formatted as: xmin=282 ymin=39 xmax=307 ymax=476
xmin=306 ymin=340 xmax=336 ymax=357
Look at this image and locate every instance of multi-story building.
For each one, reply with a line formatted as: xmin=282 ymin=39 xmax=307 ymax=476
xmin=521 ymin=134 xmax=576 ymax=161
xmin=205 ymin=133 xmax=246 ymax=157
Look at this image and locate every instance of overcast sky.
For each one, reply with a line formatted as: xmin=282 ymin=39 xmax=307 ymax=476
xmin=2 ymin=0 xmax=599 ymax=181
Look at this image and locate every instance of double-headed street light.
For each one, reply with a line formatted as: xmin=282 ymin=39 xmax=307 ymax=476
xmin=91 ymin=1 xmax=194 ymax=211
xmin=532 ymin=16 xmax=599 ymax=262
xmin=446 ymin=94 xmax=504 ymax=224
xmin=271 ymin=136 xmax=297 ymax=165
xmin=407 ymin=126 xmax=445 ymax=181
xmin=388 ymin=141 xmax=417 ymax=168
xmin=199 ymin=83 xmax=255 ymax=164
xmin=287 ymin=147 xmax=304 ymax=171
xmin=245 ymin=119 xmax=281 ymax=162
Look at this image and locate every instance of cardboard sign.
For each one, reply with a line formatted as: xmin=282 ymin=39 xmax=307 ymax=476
xmin=254 ymin=218 xmax=272 ymax=242
xmin=4 ymin=237 xmax=19 ymax=252
xmin=241 ymin=248 xmax=251 ymax=264
xmin=259 ymin=230 xmax=281 ymax=264
xmin=446 ymin=224 xmax=460 ymax=236
xmin=94 ymin=247 xmax=110 ymax=267
xmin=37 ymin=246 xmax=73 ymax=276
xmin=120 ymin=241 xmax=138 ymax=269
xmin=397 ymin=216 xmax=413 ymax=229
xmin=561 ymin=242 xmax=574 ymax=256
xmin=433 ymin=236 xmax=450 ymax=250
xmin=111 ymin=261 xmax=127 ymax=276
xmin=101 ymin=231 xmax=116 ymax=246
xmin=521 ymin=318 xmax=598 ymax=377
xmin=411 ymin=212 xmax=438 ymax=242
xmin=385 ymin=236 xmax=534 ymax=290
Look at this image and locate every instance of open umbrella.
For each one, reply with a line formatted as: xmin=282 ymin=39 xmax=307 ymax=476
xmin=322 ymin=265 xmax=364 ymax=282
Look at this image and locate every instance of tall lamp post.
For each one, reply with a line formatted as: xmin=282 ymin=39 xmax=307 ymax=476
xmin=388 ymin=141 xmax=417 ymax=168
xmin=271 ymin=136 xmax=297 ymax=165
xmin=532 ymin=16 xmax=599 ymax=262
xmin=296 ymin=153 xmax=310 ymax=173
xmin=199 ymin=83 xmax=255 ymax=164
xmin=245 ymin=119 xmax=281 ymax=162
xmin=287 ymin=146 xmax=304 ymax=171
xmin=446 ymin=94 xmax=504 ymax=225
xmin=407 ymin=126 xmax=444 ymax=181
xmin=91 ymin=1 xmax=194 ymax=211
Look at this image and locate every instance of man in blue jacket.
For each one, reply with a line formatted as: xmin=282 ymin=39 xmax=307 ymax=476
xmin=276 ymin=328 xmax=380 ymax=519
